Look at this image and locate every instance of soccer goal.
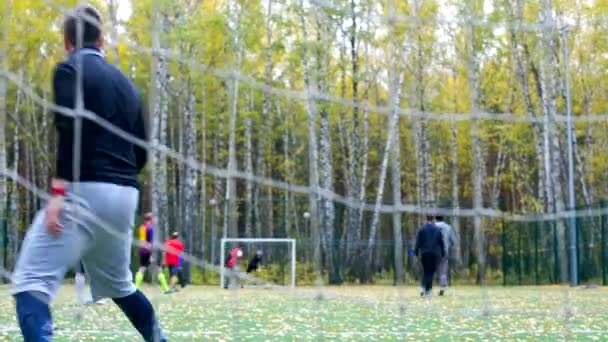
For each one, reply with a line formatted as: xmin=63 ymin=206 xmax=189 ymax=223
xmin=220 ymin=238 xmax=296 ymax=289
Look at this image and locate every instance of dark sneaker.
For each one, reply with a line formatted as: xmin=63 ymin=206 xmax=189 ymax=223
xmin=439 ymin=289 xmax=445 ymax=296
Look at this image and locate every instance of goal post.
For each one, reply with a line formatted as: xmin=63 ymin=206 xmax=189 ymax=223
xmin=220 ymin=238 xmax=296 ymax=289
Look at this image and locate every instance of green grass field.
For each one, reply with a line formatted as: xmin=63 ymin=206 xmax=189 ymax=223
xmin=0 ymin=285 xmax=607 ymax=341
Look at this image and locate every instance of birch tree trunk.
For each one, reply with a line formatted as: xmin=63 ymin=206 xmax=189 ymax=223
xmin=106 ymin=0 xmax=120 ymax=67
xmin=40 ymin=91 xmax=49 ymax=194
xmin=450 ymin=121 xmax=462 ymax=261
xmin=182 ymin=87 xmax=197 ymax=284
xmin=364 ymin=40 xmax=405 ymax=282
xmin=491 ymin=143 xmax=507 ymax=209
xmin=7 ymin=70 xmax=23 ymax=269
xmin=150 ymin=9 xmax=170 ymax=248
xmin=576 ymin=73 xmax=593 ymax=208
xmin=410 ymin=0 xmax=433 ymax=211
xmin=345 ymin=0 xmax=362 ymax=271
xmin=314 ymin=11 xmax=340 ymax=284
xmin=26 ymin=127 xmax=34 ymax=217
xmin=0 ymin=0 xmax=10 ymax=272
xmin=278 ymin=101 xmax=292 ymax=237
xmin=569 ymin=31 xmax=592 ymax=210
xmin=507 ymin=0 xmax=547 ymax=211
xmin=284 ymin=103 xmax=299 ymax=239
xmin=261 ymin=0 xmax=275 ymax=240
xmin=354 ymin=37 xmax=372 ymax=275
xmin=450 ymin=71 xmax=461 ymax=265
xmin=539 ymin=0 xmax=568 ymax=283
xmin=337 ymin=42 xmax=350 ymax=194
xmin=9 ymin=122 xmax=18 ymax=269
xmin=211 ymin=125 xmax=223 ymax=264
xmin=245 ymin=92 xmax=254 ymax=238
xmin=199 ymin=82 xmax=207 ymax=260
xmin=390 ymin=117 xmax=404 ymax=285
xmin=25 ymin=92 xmax=34 ymax=219
xmin=172 ymin=93 xmax=183 ymax=236
xmin=466 ymin=0 xmax=486 ymax=284
xmin=298 ymin=2 xmax=322 ymax=279
xmin=224 ymin=0 xmax=243 ymax=239
xmin=580 ymin=69 xmax=594 ymax=204
xmin=29 ymin=93 xmax=43 ymax=211
xmin=158 ymin=64 xmax=169 ymax=239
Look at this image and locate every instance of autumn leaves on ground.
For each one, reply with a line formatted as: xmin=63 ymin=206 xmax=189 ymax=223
xmin=0 ymin=285 xmax=606 ymax=341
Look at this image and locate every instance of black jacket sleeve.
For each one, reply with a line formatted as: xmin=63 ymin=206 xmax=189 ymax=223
xmin=53 ymin=63 xmax=77 ymax=178
xmin=53 ymin=63 xmax=76 ymax=133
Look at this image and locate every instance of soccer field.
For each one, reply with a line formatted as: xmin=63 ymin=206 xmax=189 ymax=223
xmin=0 ymin=285 xmax=607 ymax=341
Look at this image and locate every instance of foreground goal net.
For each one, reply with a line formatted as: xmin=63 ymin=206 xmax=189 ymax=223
xmin=220 ymin=238 xmax=296 ymax=289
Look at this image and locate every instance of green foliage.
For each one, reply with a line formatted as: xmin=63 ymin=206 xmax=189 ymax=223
xmin=4 ymin=0 xmax=608 ymax=283
xmin=190 ymin=265 xmax=221 ymax=285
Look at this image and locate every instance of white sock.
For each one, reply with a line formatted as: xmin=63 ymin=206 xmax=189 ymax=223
xmin=75 ymin=273 xmax=86 ymax=305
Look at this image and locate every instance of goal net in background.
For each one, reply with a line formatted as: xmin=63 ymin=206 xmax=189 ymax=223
xmin=220 ymin=238 xmax=296 ymax=288
xmin=1 ymin=0 xmax=608 ymax=340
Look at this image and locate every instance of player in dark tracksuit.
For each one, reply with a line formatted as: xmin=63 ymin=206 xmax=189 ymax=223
xmin=247 ymin=250 xmax=263 ymax=273
xmin=414 ymin=216 xmax=445 ymax=297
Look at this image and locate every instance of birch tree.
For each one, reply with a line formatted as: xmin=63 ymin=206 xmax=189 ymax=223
xmin=254 ymin=0 xmax=276 ymax=240
xmin=314 ymin=9 xmax=340 ymax=284
xmin=506 ymin=0 xmax=548 ymax=211
xmin=353 ymin=13 xmax=373 ymax=273
xmin=0 ymin=0 xmax=10 ymax=271
xmin=364 ymin=27 xmax=405 ymax=283
xmin=410 ymin=0 xmax=434 ymax=211
xmin=224 ymin=0 xmax=243 ymax=239
xmin=465 ymin=0 xmax=486 ymax=283
xmin=245 ymin=91 xmax=254 ymax=238
xmin=106 ymin=0 xmax=120 ymax=67
xmin=199 ymin=81 xmax=207 ymax=259
xmin=9 ymin=109 xmax=19 ymax=268
xmin=298 ymin=0 xmax=322 ymax=279
xmin=149 ymin=1 xmax=170 ymax=247
xmin=539 ymin=0 xmax=568 ymax=283
xmin=181 ymin=83 xmax=197 ymax=283
xmin=390 ymin=116 xmax=404 ymax=285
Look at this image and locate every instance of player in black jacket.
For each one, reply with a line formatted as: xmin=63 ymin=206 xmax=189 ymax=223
xmin=247 ymin=250 xmax=263 ymax=273
xmin=11 ymin=5 xmax=164 ymax=341
xmin=414 ymin=216 xmax=446 ymax=297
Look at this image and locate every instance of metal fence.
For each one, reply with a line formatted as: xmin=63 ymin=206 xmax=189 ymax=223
xmin=502 ymin=204 xmax=608 ymax=286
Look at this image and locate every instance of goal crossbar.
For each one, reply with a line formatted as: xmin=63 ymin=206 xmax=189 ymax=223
xmin=220 ymin=238 xmax=296 ymax=288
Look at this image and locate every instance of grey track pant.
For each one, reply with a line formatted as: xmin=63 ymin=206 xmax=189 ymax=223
xmin=439 ymin=256 xmax=449 ymax=289
xmin=12 ymin=182 xmax=138 ymax=302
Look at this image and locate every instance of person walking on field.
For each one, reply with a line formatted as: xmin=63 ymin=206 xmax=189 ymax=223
xmin=11 ymin=5 xmax=166 ymax=341
xmin=414 ymin=216 xmax=445 ymax=297
xmin=435 ymin=216 xmax=459 ymax=296
xmin=164 ymin=231 xmax=185 ymax=292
